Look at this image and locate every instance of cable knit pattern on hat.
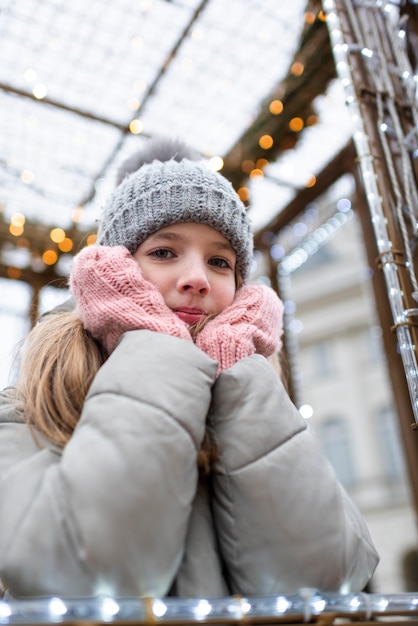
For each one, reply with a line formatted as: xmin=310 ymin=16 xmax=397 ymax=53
xmin=196 ymin=284 xmax=284 ymax=375
xmin=69 ymin=245 xmax=192 ymax=353
xmin=96 ymin=139 xmax=254 ymax=281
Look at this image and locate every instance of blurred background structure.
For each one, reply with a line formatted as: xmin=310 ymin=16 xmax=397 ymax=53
xmin=1 ymin=0 xmax=418 ymax=593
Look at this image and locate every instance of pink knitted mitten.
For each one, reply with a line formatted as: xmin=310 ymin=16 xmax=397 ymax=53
xmin=196 ymin=284 xmax=283 ymax=374
xmin=69 ymin=245 xmax=191 ymax=353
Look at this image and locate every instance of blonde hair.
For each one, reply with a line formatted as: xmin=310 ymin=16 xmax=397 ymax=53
xmin=16 ymin=311 xmax=106 ymax=448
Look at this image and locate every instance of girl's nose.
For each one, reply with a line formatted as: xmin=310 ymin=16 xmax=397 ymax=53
xmin=177 ymin=261 xmax=210 ymax=295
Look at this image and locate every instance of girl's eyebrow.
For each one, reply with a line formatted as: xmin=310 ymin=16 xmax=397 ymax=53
xmin=212 ymin=240 xmax=235 ymax=253
xmin=148 ymin=231 xmax=235 ymax=252
xmin=148 ymin=232 xmax=181 ymax=242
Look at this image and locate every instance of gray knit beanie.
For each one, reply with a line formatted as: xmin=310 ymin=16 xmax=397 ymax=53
xmin=96 ymin=138 xmax=254 ymax=280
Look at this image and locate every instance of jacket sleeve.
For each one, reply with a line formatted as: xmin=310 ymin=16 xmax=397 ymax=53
xmin=210 ymin=354 xmax=379 ymax=595
xmin=0 ymin=330 xmax=218 ymax=597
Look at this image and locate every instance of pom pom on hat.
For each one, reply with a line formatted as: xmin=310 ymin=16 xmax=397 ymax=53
xmin=96 ymin=137 xmax=254 ymax=281
xmin=115 ymin=137 xmax=200 ymax=186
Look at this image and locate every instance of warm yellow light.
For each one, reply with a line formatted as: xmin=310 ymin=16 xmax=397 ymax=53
xmin=305 ymin=11 xmax=316 ymax=24
xmin=269 ymin=100 xmax=283 ymax=115
xmin=259 ymin=135 xmax=273 ymax=150
xmin=58 ymin=238 xmax=73 ymax=252
xmin=249 ymin=168 xmax=264 ymax=179
xmin=9 ymin=224 xmax=24 ymax=237
xmin=21 ymin=170 xmax=34 ymax=184
xmin=289 ymin=117 xmax=304 ymax=132
xmin=42 ymin=250 xmax=58 ymax=265
xmin=208 ymin=156 xmax=224 ymax=171
xmin=129 ymin=119 xmax=143 ymax=134
xmin=237 ymin=187 xmax=250 ymax=202
xmin=127 ymin=97 xmax=141 ymax=111
xmin=11 ymin=213 xmax=25 ymax=227
xmin=318 ymin=10 xmax=326 ymax=21
xmin=72 ymin=206 xmax=84 ymax=223
xmin=241 ymin=160 xmax=254 ymax=174
xmin=256 ymin=158 xmax=268 ymax=169
xmin=87 ymin=234 xmax=97 ymax=246
xmin=50 ymin=228 xmax=66 ymax=243
xmin=306 ymin=114 xmax=318 ymax=126
xmin=305 ymin=175 xmax=317 ymax=188
xmin=291 ymin=62 xmax=304 ymax=77
xmin=7 ymin=267 xmax=21 ymax=280
xmin=33 ymin=83 xmax=47 ymax=99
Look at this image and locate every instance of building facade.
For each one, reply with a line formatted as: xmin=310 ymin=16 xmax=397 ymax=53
xmin=284 ymin=211 xmax=418 ymax=592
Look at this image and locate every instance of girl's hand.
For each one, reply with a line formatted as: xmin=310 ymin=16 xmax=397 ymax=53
xmin=70 ymin=245 xmax=192 ymax=353
xmin=196 ymin=284 xmax=283 ymax=374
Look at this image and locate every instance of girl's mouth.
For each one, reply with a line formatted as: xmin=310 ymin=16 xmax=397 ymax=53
xmin=173 ymin=308 xmax=207 ymax=325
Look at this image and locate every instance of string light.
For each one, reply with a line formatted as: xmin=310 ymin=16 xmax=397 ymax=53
xmin=49 ymin=228 xmax=66 ymax=243
xmin=290 ymin=61 xmax=304 ymax=76
xmin=7 ymin=267 xmax=21 ymax=280
xmin=10 ymin=213 xmax=25 ymax=227
xmin=269 ymin=99 xmax=283 ymax=115
xmin=259 ymin=135 xmax=274 ymax=149
xmin=208 ymin=156 xmax=223 ymax=171
xmin=42 ymin=250 xmax=58 ymax=265
xmin=129 ymin=119 xmax=143 ymax=134
xmin=289 ymin=117 xmax=304 ymax=132
xmin=322 ymin=0 xmax=418 ymax=423
xmin=58 ymin=238 xmax=73 ymax=252
xmin=241 ymin=159 xmax=254 ymax=173
xmin=304 ymin=175 xmax=316 ymax=188
xmin=72 ymin=207 xmax=84 ymax=223
xmin=32 ymin=83 xmax=47 ymax=99
xmin=237 ymin=186 xmax=250 ymax=202
xmin=20 ymin=170 xmax=35 ymax=184
xmin=127 ymin=97 xmax=141 ymax=111
xmin=0 ymin=591 xmax=417 ymax=623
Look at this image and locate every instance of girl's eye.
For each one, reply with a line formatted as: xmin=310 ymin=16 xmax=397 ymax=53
xmin=150 ymin=248 xmax=174 ymax=260
xmin=209 ymin=257 xmax=232 ymax=269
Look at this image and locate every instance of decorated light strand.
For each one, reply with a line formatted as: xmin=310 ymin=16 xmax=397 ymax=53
xmin=322 ymin=0 xmax=418 ymax=422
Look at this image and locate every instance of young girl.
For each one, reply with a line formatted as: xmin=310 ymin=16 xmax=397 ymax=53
xmin=0 ymin=139 xmax=378 ymax=599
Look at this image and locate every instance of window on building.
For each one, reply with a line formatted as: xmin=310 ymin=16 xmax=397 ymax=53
xmin=313 ymin=340 xmax=336 ymax=378
xmin=320 ymin=417 xmax=356 ymax=488
xmin=364 ymin=325 xmax=384 ymax=363
xmin=377 ymin=406 xmax=407 ymax=481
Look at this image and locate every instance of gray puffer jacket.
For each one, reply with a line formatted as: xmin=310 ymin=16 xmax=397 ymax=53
xmin=0 ymin=330 xmax=378 ymax=598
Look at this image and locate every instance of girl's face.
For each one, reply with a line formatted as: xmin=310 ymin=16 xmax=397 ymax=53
xmin=133 ymin=222 xmax=237 ymax=325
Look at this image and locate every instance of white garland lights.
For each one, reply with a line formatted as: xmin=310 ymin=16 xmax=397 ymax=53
xmin=1 ymin=590 xmax=418 ymax=623
xmin=322 ymin=0 xmax=418 ymax=423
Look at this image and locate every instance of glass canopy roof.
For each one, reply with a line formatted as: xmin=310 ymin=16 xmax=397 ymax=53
xmin=1 ymin=0 xmax=307 ymax=223
xmin=0 ymin=0 xmax=347 ymax=242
